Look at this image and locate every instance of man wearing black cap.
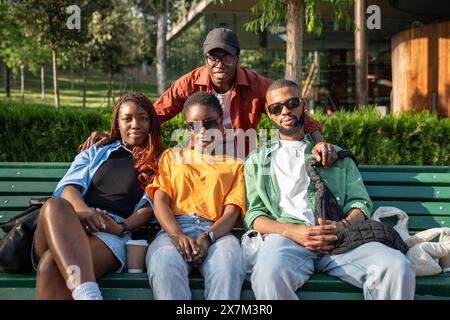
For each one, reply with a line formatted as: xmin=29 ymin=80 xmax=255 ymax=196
xmin=155 ymin=28 xmax=320 ymax=132
xmin=152 ymin=27 xmax=332 ymax=158
xmin=81 ymin=28 xmax=335 ymax=163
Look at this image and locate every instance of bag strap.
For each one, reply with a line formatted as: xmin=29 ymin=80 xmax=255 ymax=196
xmin=29 ymin=196 xmax=51 ymax=206
xmin=336 ymin=150 xmax=358 ymax=166
xmin=305 ymin=149 xmax=356 ymax=182
xmin=0 ymin=196 xmax=49 ymax=227
xmin=305 ymin=149 xmax=357 ymax=223
xmin=307 ymin=149 xmax=357 ymax=173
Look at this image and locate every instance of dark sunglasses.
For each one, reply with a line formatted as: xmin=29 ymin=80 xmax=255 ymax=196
xmin=205 ymin=54 xmax=235 ymax=67
xmin=267 ymin=97 xmax=302 ymax=116
xmin=185 ymin=119 xmax=221 ymax=132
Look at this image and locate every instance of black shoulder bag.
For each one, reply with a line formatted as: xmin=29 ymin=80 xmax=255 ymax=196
xmin=0 ymin=197 xmax=49 ymax=272
xmin=306 ymin=150 xmax=408 ymax=255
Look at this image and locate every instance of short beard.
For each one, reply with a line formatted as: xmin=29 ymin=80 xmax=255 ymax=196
xmin=273 ymin=113 xmax=305 ymax=137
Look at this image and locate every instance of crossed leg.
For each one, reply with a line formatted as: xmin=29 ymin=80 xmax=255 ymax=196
xmin=34 ymin=197 xmax=120 ymax=300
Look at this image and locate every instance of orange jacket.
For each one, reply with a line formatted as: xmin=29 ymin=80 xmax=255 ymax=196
xmin=154 ymin=65 xmax=322 ymax=134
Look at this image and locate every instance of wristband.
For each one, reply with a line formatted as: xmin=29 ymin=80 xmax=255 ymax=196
xmin=118 ymin=221 xmax=131 ymax=237
xmin=202 ymin=231 xmax=216 ymax=244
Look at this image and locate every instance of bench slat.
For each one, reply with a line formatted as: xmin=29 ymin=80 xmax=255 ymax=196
xmin=0 ymin=163 xmax=71 ymax=169
xmin=359 ymin=165 xmax=450 ymax=173
xmin=2 ymin=202 xmax=448 ymax=224
xmin=0 ymin=272 xmax=448 ymax=297
xmin=0 ymin=211 xmax=24 ymax=222
xmin=372 ymin=201 xmax=450 ymax=216
xmin=0 ymin=168 xmax=69 ymax=181
xmin=0 ymin=196 xmax=37 ymax=209
xmin=361 ymin=172 xmax=450 ymax=185
xmin=366 ymin=185 xmax=450 ymax=200
xmin=3 ymin=170 xmax=449 ymax=184
xmin=0 ymin=181 xmax=57 ymax=195
xmin=2 ymin=188 xmax=450 ymax=205
xmin=381 ymin=215 xmax=450 ymax=229
xmin=0 ymin=288 xmax=35 ymax=300
xmin=0 ymin=287 xmax=448 ymax=300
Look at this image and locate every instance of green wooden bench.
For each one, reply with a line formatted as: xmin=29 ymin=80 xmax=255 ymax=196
xmin=1 ymin=162 xmax=449 ymax=300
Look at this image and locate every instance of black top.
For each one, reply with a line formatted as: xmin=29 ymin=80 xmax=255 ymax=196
xmin=84 ymin=146 xmax=143 ymax=218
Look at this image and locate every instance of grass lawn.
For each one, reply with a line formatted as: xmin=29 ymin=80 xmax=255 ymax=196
xmin=0 ymin=68 xmax=160 ymax=108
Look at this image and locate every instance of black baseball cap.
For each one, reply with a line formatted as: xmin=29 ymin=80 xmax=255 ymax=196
xmin=203 ymin=28 xmax=240 ymax=56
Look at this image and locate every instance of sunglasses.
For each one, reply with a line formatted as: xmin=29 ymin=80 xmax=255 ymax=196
xmin=267 ymin=97 xmax=303 ymax=116
xmin=185 ymin=119 xmax=221 ymax=133
xmin=205 ymin=54 xmax=235 ymax=67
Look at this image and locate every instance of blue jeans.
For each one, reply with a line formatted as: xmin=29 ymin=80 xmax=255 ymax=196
xmin=145 ymin=214 xmax=244 ymax=300
xmin=251 ymin=234 xmax=416 ymax=300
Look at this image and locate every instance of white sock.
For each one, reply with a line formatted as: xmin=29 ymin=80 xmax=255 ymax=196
xmin=72 ymin=281 xmax=103 ymax=300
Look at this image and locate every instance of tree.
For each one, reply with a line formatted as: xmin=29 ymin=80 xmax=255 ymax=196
xmin=10 ymin=0 xmax=83 ymax=108
xmin=2 ymin=33 xmax=50 ymax=102
xmin=156 ymin=0 xmax=169 ymax=95
xmin=33 ymin=48 xmax=51 ymax=100
xmin=244 ymin=0 xmax=353 ymax=88
xmin=134 ymin=0 xmax=196 ymax=95
xmin=89 ymin=0 xmax=149 ymax=106
xmin=133 ymin=0 xmax=168 ymax=95
xmin=0 ymin=1 xmax=15 ymax=97
xmin=0 ymin=1 xmax=47 ymax=102
xmin=59 ymin=1 xmax=110 ymax=107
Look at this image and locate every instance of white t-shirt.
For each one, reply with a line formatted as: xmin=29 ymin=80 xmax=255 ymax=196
xmin=272 ymin=140 xmax=315 ymax=226
xmin=212 ymin=88 xmax=232 ymax=129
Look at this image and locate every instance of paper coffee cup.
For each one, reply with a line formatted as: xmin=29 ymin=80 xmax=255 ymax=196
xmin=126 ymin=240 xmax=149 ymax=273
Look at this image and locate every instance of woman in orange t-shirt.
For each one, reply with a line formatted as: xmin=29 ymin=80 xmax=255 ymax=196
xmin=145 ymin=91 xmax=245 ymax=300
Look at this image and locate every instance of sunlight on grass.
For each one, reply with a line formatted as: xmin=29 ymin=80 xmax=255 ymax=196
xmin=0 ymin=69 xmax=159 ymax=108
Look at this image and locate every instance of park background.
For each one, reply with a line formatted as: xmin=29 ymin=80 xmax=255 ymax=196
xmin=0 ymin=0 xmax=449 ymax=165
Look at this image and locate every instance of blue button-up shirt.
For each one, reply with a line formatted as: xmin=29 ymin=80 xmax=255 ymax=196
xmin=53 ymin=140 xmax=153 ymax=212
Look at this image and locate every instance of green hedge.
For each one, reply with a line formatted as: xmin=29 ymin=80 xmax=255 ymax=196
xmin=316 ymin=108 xmax=450 ymax=165
xmin=0 ymin=103 xmax=111 ymax=162
xmin=1 ymin=102 xmax=449 ymax=165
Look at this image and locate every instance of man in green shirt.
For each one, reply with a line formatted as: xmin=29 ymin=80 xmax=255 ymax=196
xmin=244 ymin=79 xmax=415 ymax=300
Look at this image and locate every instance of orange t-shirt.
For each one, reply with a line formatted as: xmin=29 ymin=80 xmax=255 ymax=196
xmin=146 ymin=148 xmax=245 ymax=222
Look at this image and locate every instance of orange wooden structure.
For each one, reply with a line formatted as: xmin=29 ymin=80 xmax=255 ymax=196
xmin=392 ymin=21 xmax=450 ymax=117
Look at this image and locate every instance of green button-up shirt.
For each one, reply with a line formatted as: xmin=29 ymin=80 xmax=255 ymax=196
xmin=244 ymin=134 xmax=372 ymax=230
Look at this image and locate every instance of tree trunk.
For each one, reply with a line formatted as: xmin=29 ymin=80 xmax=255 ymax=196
xmin=119 ymin=72 xmax=123 ymax=95
xmin=107 ymin=68 xmax=112 ymax=107
xmin=20 ymin=64 xmax=25 ymax=103
xmin=285 ymin=0 xmax=304 ymax=88
xmin=156 ymin=0 xmax=168 ymax=95
xmin=111 ymin=73 xmax=115 ymax=104
xmin=259 ymin=29 xmax=268 ymax=75
xmin=41 ymin=64 xmax=45 ymax=99
xmin=52 ymin=48 xmax=60 ymax=108
xmin=70 ymin=65 xmax=74 ymax=90
xmin=355 ymin=0 xmax=368 ymax=106
xmin=124 ymin=68 xmax=128 ymax=92
xmin=82 ymin=62 xmax=87 ymax=108
xmin=4 ymin=63 xmax=11 ymax=98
